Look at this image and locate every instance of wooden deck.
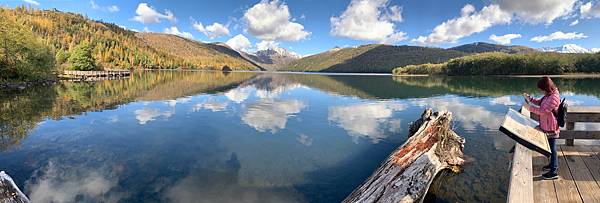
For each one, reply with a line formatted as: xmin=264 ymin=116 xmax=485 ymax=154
xmin=507 ymin=106 xmax=600 ymax=203
xmin=533 ymin=145 xmax=600 ymax=203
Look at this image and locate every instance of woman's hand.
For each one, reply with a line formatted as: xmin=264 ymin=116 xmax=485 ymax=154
xmin=522 ymin=93 xmax=529 ymax=99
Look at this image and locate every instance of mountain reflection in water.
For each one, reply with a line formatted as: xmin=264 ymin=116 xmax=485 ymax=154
xmin=2 ymin=71 xmax=600 ymax=203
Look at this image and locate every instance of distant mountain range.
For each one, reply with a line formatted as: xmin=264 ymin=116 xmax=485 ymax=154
xmin=281 ymin=44 xmax=468 ymax=73
xmin=238 ymin=47 xmax=301 ymax=71
xmin=540 ymin=44 xmax=599 ymax=54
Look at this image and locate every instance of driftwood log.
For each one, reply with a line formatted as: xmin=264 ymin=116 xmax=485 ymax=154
xmin=0 ymin=171 xmax=29 ymax=203
xmin=343 ymin=109 xmax=465 ymax=203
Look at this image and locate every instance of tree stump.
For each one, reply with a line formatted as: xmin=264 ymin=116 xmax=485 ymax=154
xmin=0 ymin=171 xmax=29 ymax=203
xmin=343 ymin=109 xmax=465 ymax=203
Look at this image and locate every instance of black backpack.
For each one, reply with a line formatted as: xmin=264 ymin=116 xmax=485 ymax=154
xmin=553 ymin=98 xmax=567 ymax=127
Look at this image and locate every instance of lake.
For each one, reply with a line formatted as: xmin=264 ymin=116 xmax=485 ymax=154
xmin=2 ymin=71 xmax=600 ymax=203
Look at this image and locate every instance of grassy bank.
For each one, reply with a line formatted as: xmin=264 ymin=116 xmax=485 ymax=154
xmin=393 ymin=52 xmax=600 ymax=75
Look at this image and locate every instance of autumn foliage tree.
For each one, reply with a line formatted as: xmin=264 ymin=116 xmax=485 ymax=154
xmin=68 ymin=43 xmax=96 ymax=71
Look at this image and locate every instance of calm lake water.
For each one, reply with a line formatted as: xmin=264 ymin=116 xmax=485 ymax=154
xmin=2 ymin=71 xmax=600 ymax=203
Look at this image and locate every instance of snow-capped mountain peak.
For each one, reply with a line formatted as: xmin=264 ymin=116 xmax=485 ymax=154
xmin=540 ymin=44 xmax=591 ymax=54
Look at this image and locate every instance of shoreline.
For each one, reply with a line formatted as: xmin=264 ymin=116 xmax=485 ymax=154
xmin=0 ymin=80 xmax=57 ymax=91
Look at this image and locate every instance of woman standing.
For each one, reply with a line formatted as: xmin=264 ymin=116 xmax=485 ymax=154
xmin=523 ymin=76 xmax=561 ymax=180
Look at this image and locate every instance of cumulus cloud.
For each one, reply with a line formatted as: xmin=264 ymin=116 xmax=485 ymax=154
xmin=580 ymin=1 xmax=600 ymax=19
xmin=412 ymin=97 xmax=503 ymax=131
xmin=256 ymin=40 xmax=279 ymax=51
xmin=164 ymin=26 xmax=194 ymax=39
xmin=193 ymin=22 xmax=230 ymax=39
xmin=531 ymin=31 xmax=587 ymax=42
xmin=495 ymin=0 xmax=576 ymax=24
xmin=331 ymin=0 xmax=407 ymax=44
xmin=244 ymin=0 xmax=310 ymax=41
xmin=242 ymin=99 xmax=306 ymax=133
xmin=490 ymin=96 xmax=518 ymax=106
xmin=191 ymin=98 xmax=228 ymax=112
xmin=26 ymin=162 xmax=124 ymax=203
xmin=226 ymin=34 xmax=252 ymax=52
xmin=592 ymin=48 xmax=600 ymax=53
xmin=328 ymin=102 xmax=406 ymax=143
xmin=489 ymin=33 xmax=522 ymax=45
xmin=134 ymin=107 xmax=173 ymax=125
xmin=132 ymin=3 xmax=176 ymax=25
xmin=23 ymin=0 xmax=39 ymax=6
xmin=413 ymin=4 xmax=511 ymax=45
xmin=224 ymin=86 xmax=253 ymax=103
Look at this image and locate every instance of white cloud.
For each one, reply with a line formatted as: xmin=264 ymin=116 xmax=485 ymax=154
xmin=225 ymin=34 xmax=252 ymax=52
xmin=581 ymin=2 xmax=600 ymax=19
xmin=90 ymin=0 xmax=119 ymax=13
xmin=412 ymin=97 xmax=503 ymax=131
xmin=413 ymin=4 xmax=511 ymax=45
xmin=256 ymin=40 xmax=279 ymax=51
xmin=244 ymin=0 xmax=310 ymax=41
xmin=328 ymin=102 xmax=406 ymax=143
xmin=134 ymin=107 xmax=173 ymax=125
xmin=23 ymin=0 xmax=39 ymax=6
xmin=242 ymin=99 xmax=306 ymax=133
xmin=132 ymin=3 xmax=176 ymax=25
xmin=570 ymin=19 xmax=579 ymax=26
xmin=495 ymin=0 xmax=576 ymax=24
xmin=489 ymin=33 xmax=522 ymax=45
xmin=108 ymin=5 xmax=119 ymax=12
xmin=531 ymin=31 xmax=587 ymax=42
xmin=27 ymin=162 xmax=124 ymax=203
xmin=90 ymin=0 xmax=99 ymax=9
xmin=164 ymin=26 xmax=194 ymax=39
xmin=224 ymin=86 xmax=253 ymax=103
xmin=330 ymin=0 xmax=407 ymax=44
xmin=193 ymin=22 xmax=230 ymax=39
xmin=490 ymin=96 xmax=518 ymax=106
xmin=191 ymin=98 xmax=228 ymax=112
xmin=592 ymin=48 xmax=600 ymax=53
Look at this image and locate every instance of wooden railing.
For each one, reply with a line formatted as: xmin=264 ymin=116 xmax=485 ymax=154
xmin=506 ymin=105 xmax=600 ymax=203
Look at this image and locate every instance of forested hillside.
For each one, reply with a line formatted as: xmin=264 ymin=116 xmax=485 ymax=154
xmin=393 ymin=52 xmax=600 ymax=75
xmin=135 ymin=33 xmax=258 ymax=70
xmin=0 ymin=6 xmax=259 ymax=77
xmin=282 ymin=44 xmax=468 ymax=73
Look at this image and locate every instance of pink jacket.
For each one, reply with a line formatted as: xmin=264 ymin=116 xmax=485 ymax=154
xmin=528 ymin=90 xmax=560 ymax=138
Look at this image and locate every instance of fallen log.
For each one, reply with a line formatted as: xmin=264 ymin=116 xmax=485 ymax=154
xmin=343 ymin=109 xmax=465 ymax=203
xmin=0 ymin=171 xmax=29 ymax=203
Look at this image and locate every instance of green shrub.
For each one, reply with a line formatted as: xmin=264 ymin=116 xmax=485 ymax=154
xmin=68 ymin=43 xmax=97 ymax=71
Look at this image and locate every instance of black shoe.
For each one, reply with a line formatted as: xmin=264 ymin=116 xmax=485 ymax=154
xmin=542 ymin=165 xmax=551 ymax=172
xmin=542 ymin=171 xmax=559 ymax=180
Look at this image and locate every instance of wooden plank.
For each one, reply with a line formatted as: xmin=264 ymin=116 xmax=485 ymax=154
xmin=560 ymin=131 xmax=600 ymax=139
xmin=507 ymin=144 xmax=534 ymax=203
xmin=560 ymin=146 xmax=600 ymax=202
xmin=568 ymin=106 xmax=600 ymax=114
xmin=576 ymin=146 xmax=600 ymax=189
xmin=533 ymin=153 xmax=558 ymax=203
xmin=554 ymin=146 xmax=583 ymax=203
xmin=567 ymin=114 xmax=600 ymax=123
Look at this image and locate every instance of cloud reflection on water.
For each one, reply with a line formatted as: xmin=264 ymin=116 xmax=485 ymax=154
xmin=328 ymin=102 xmax=406 ymax=143
xmin=242 ymin=99 xmax=306 ymax=133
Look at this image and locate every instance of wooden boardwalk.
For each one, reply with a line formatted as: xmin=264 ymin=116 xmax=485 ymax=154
xmin=533 ymin=145 xmax=600 ymax=203
xmin=507 ymin=106 xmax=600 ymax=203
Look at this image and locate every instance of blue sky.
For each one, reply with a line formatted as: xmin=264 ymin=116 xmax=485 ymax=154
xmin=4 ymin=0 xmax=600 ymax=55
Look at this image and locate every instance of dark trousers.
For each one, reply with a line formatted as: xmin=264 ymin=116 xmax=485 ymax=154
xmin=548 ymin=138 xmax=558 ymax=173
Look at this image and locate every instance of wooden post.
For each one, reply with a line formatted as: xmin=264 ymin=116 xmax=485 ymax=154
xmin=343 ymin=109 xmax=465 ymax=203
xmin=566 ymin=122 xmax=575 ymax=146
